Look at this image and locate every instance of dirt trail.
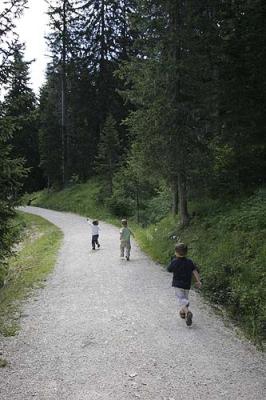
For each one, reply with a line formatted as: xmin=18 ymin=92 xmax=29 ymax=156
xmin=0 ymin=206 xmax=265 ymax=400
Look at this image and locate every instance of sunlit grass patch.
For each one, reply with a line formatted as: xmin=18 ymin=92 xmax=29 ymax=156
xmin=22 ymin=179 xmax=118 ymax=225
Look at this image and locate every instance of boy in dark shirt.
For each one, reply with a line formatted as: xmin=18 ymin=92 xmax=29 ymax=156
xmin=167 ymin=243 xmax=201 ymax=326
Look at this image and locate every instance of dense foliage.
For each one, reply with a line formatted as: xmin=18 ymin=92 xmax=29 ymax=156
xmin=34 ymin=1 xmax=266 ymax=222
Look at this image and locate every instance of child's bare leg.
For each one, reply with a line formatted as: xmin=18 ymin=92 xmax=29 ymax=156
xmin=181 ymin=305 xmax=189 ymax=314
xmin=125 ymin=242 xmax=131 ymax=260
xmin=179 ymin=304 xmax=188 ymax=319
xmin=120 ymin=243 xmax=125 ymax=257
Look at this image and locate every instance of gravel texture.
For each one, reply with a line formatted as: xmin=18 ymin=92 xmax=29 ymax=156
xmin=0 ymin=206 xmax=265 ymax=400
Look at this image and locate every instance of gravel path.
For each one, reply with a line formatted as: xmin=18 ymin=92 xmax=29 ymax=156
xmin=0 ymin=206 xmax=265 ymax=400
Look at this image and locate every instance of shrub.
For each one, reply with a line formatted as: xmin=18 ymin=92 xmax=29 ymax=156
xmin=107 ymin=196 xmax=135 ymax=217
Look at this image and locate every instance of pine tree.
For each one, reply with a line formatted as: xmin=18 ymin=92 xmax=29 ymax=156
xmin=212 ymin=0 xmax=266 ymax=192
xmin=38 ymin=74 xmax=63 ymax=188
xmin=95 ymin=114 xmax=121 ymax=193
xmin=70 ymin=0 xmax=136 ymax=135
xmin=3 ymin=43 xmax=43 ymax=192
xmin=0 ymin=111 xmax=26 ymax=286
xmin=0 ymin=0 xmax=28 ymax=285
xmin=0 ymin=0 xmax=27 ymax=85
xmin=43 ymin=0 xmax=136 ymax=186
xmin=46 ymin=0 xmax=77 ymax=185
xmin=119 ymin=0 xmax=214 ymax=225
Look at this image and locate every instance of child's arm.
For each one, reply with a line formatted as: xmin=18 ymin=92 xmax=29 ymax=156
xmin=130 ymin=229 xmax=135 ymax=238
xmin=192 ymin=269 xmax=202 ymax=288
xmin=167 ymin=259 xmax=175 ymax=272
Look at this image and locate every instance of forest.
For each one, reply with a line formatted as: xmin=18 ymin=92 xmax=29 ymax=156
xmin=0 ymin=1 xmax=265 ymax=342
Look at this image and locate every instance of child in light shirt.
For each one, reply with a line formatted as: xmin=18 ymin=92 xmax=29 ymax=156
xmin=87 ymin=219 xmax=100 ymax=250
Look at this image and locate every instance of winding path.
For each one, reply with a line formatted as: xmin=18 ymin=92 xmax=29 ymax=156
xmin=0 ymin=206 xmax=265 ymax=400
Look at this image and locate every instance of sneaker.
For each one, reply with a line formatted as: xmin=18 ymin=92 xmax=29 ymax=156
xmin=185 ymin=311 xmax=193 ymax=326
xmin=97 ymin=243 xmax=100 ymax=248
xmin=126 ymin=256 xmax=130 ymax=261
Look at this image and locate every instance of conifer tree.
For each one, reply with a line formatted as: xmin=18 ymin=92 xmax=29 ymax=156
xmin=119 ymin=0 xmax=214 ymax=225
xmin=3 ymin=43 xmax=42 ymax=192
xmin=46 ymin=0 xmax=78 ymax=184
xmin=38 ymin=74 xmax=62 ymax=188
xmin=43 ymin=0 xmax=136 ymax=186
xmin=0 ymin=0 xmax=27 ymax=84
xmin=212 ymin=0 xmax=266 ymax=192
xmin=0 ymin=0 xmax=28 ymax=284
xmin=95 ymin=114 xmax=121 ymax=193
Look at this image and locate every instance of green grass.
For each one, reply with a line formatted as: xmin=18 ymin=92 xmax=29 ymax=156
xmin=0 ymin=212 xmax=63 ymax=337
xmin=23 ymin=179 xmax=118 ymax=224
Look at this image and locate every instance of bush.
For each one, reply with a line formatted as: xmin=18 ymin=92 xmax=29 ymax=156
xmin=145 ymin=185 xmax=172 ymax=224
xmin=107 ymin=196 xmax=135 ymax=217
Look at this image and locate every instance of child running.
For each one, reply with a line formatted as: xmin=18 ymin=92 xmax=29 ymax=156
xmin=87 ymin=219 xmax=100 ymax=250
xmin=167 ymin=242 xmax=201 ymax=326
xmin=120 ymin=219 xmax=134 ymax=261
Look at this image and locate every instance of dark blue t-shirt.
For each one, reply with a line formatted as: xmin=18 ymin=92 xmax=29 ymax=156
xmin=167 ymin=257 xmax=196 ymax=289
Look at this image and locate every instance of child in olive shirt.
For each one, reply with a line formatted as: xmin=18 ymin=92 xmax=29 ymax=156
xmin=167 ymin=243 xmax=201 ymax=326
xmin=120 ymin=219 xmax=134 ymax=260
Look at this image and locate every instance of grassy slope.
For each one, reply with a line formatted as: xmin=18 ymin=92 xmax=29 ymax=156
xmin=24 ymin=180 xmax=117 ymax=224
xmin=0 ymin=212 xmax=63 ymax=338
xmin=135 ymin=190 xmax=266 ymax=345
xmin=24 ymin=181 xmax=266 ymax=345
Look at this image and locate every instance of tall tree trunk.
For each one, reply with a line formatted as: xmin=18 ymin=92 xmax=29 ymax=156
xmin=61 ymin=0 xmax=67 ymax=185
xmin=136 ymin=183 xmax=140 ymax=223
xmin=171 ymin=183 xmax=178 ymax=215
xmin=177 ymin=172 xmax=189 ymax=226
xmin=171 ymin=1 xmax=189 ymax=226
xmin=98 ymin=0 xmax=108 ymax=128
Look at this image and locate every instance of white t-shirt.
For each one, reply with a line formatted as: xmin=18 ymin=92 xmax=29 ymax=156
xmin=91 ymin=225 xmax=99 ymax=235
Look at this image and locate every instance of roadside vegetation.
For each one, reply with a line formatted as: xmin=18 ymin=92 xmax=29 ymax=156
xmin=23 ymin=179 xmax=114 ymax=221
xmin=0 ymin=212 xmax=62 ymax=338
xmin=24 ymin=181 xmax=266 ymax=346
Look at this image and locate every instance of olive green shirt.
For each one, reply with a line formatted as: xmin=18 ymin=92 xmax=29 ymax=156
xmin=120 ymin=227 xmax=133 ymax=242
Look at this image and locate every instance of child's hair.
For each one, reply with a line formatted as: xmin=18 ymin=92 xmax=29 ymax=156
xmin=175 ymin=242 xmax=188 ymax=256
xmin=121 ymin=219 xmax=127 ymax=226
xmin=92 ymin=220 xmax=99 ymax=225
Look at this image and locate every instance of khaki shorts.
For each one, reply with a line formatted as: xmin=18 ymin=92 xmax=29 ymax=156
xmin=175 ymin=287 xmax=190 ymax=307
xmin=120 ymin=240 xmax=131 ymax=257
